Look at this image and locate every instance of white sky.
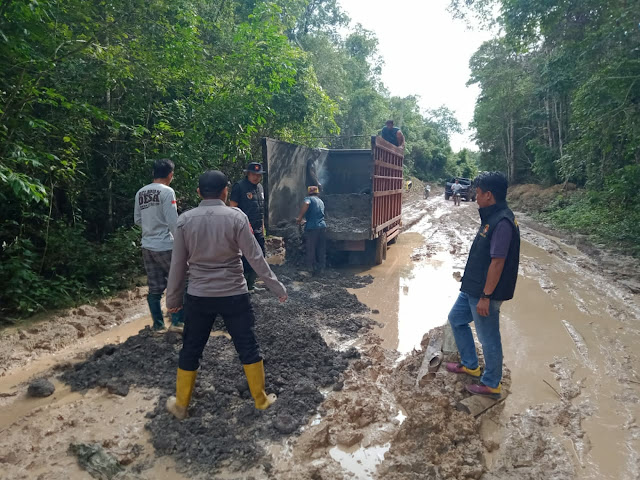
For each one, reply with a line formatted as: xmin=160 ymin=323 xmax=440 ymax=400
xmin=338 ymin=0 xmax=493 ymax=151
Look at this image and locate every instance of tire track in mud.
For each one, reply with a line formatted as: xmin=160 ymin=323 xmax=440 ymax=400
xmin=405 ymin=195 xmax=640 ymax=480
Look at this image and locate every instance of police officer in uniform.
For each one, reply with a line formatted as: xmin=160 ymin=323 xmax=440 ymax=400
xmin=230 ymin=162 xmax=266 ymax=291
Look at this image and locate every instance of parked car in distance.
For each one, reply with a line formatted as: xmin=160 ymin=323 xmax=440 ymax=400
xmin=444 ymin=177 xmax=476 ymax=202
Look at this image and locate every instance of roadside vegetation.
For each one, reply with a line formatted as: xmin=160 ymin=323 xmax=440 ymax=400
xmin=451 ymin=0 xmax=640 ymax=256
xmin=509 ymin=176 xmax=640 ymax=258
xmin=1 ymin=0 xmax=464 ymax=317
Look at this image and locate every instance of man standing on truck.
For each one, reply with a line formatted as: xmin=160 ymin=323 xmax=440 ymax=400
xmin=381 ymin=120 xmax=405 ymax=148
xmin=134 ymin=158 xmax=184 ymax=332
xmin=230 ymin=162 xmax=266 ymax=292
xmin=446 ymin=172 xmax=520 ymax=399
xmin=165 ymin=170 xmax=287 ymax=420
xmin=296 ymin=186 xmax=327 ymax=275
xmin=451 ymin=178 xmax=463 ymax=206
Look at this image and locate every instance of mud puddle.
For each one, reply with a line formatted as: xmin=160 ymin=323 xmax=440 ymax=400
xmin=402 ymin=194 xmax=640 ymax=480
xmin=342 ymin=193 xmax=639 ymax=479
xmin=348 ymin=233 xmax=460 ymax=354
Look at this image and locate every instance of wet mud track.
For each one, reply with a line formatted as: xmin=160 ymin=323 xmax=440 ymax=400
xmin=0 ymin=191 xmax=639 ymax=479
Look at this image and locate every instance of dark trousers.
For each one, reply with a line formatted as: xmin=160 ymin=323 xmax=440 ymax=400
xmin=178 ymin=294 xmax=261 ymax=371
xmin=242 ymin=232 xmax=265 ymax=275
xmin=305 ymin=228 xmax=327 ymax=271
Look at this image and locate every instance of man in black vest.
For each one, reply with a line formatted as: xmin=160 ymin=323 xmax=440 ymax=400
xmin=445 ymin=172 xmax=520 ymax=398
xmin=230 ymin=162 xmax=266 ymax=291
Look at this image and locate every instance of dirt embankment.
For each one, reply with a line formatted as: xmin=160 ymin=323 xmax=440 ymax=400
xmin=509 ymin=183 xmax=640 ymax=293
xmin=0 ymin=288 xmax=149 ymax=376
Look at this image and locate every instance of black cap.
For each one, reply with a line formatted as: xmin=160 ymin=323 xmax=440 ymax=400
xmin=244 ymin=162 xmax=265 ymax=174
xmin=199 ymin=170 xmax=228 ymax=195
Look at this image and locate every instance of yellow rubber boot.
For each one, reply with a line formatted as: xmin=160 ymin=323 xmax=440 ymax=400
xmin=166 ymin=368 xmax=197 ymax=420
xmin=243 ymin=360 xmax=277 ymax=410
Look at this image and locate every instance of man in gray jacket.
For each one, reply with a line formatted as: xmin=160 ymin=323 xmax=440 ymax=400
xmin=134 ymin=158 xmax=183 ymax=332
xmin=165 ymin=170 xmax=287 ymax=420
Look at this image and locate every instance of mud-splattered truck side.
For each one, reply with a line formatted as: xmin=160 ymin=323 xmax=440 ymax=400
xmin=262 ymin=136 xmax=404 ymax=265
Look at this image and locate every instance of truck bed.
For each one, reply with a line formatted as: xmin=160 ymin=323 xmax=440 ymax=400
xmin=323 ymin=193 xmax=372 ymax=241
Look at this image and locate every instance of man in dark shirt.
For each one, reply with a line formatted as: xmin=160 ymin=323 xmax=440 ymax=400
xmin=381 ymin=120 xmax=405 ymax=148
xmin=445 ymin=172 xmax=520 ymax=398
xmin=230 ymin=162 xmax=266 ymax=291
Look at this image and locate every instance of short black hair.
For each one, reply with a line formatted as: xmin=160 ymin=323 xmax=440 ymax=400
xmin=386 ymin=120 xmax=394 ymax=125
xmin=199 ymin=170 xmax=228 ymax=199
xmin=474 ymin=171 xmax=508 ymax=202
xmin=153 ymin=158 xmax=175 ymax=179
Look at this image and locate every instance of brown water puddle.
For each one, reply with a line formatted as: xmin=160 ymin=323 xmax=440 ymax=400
xmin=350 ymin=196 xmax=640 ymax=480
xmin=488 ymin=240 xmax=640 ymax=479
xmin=348 ymin=232 xmax=460 ymax=353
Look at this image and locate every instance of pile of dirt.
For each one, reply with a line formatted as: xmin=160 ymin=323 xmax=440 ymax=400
xmin=271 ymin=221 xmax=305 ymax=266
xmin=401 ymin=177 xmax=428 ymax=205
xmin=508 ymin=183 xmax=577 ymax=213
xmin=61 ymin=266 xmax=375 ymax=476
xmin=264 ymin=236 xmax=285 ymax=263
xmin=272 ymin=327 xmax=513 ymax=480
xmin=323 ymin=194 xmax=372 ymax=240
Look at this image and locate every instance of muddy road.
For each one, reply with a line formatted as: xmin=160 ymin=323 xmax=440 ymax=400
xmin=0 ymin=190 xmax=639 ymax=480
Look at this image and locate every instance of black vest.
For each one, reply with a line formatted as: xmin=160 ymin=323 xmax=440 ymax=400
xmin=461 ymin=201 xmax=520 ymax=301
xmin=233 ymin=178 xmax=264 ymax=233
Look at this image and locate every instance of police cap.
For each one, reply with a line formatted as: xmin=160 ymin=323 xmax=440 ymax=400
xmin=244 ymin=162 xmax=265 ymax=174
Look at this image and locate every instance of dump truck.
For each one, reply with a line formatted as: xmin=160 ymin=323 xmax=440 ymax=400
xmin=262 ymin=136 xmax=404 ymax=265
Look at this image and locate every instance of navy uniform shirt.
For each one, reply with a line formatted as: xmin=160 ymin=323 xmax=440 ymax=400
xmin=230 ymin=177 xmax=264 ymax=234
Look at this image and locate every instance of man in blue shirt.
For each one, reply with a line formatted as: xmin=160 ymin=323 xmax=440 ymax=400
xmin=296 ymin=186 xmax=327 ymax=274
xmin=381 ymin=120 xmax=405 ymax=148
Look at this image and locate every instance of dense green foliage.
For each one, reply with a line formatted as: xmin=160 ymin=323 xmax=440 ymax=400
xmin=451 ymin=0 xmax=640 ymax=255
xmin=451 ymin=0 xmax=640 ymax=187
xmin=1 ymin=0 xmax=458 ymax=316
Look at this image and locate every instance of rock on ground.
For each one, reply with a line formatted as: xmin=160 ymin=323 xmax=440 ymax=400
xmin=27 ymin=378 xmax=55 ymax=397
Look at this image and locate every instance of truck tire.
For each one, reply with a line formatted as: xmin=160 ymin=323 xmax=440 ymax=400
xmin=444 ymin=193 xmax=450 ymax=200
xmin=375 ymin=233 xmax=387 ymax=265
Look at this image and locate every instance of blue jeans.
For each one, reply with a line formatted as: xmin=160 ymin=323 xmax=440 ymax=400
xmin=448 ymin=292 xmax=503 ymax=388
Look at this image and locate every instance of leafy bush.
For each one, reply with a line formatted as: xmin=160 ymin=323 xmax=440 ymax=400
xmin=0 ymin=225 xmax=143 ymax=316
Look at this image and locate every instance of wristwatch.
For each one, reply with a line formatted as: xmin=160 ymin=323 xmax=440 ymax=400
xmin=480 ymin=292 xmax=492 ymax=299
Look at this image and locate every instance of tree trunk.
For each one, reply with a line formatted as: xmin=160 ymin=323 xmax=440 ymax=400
xmin=554 ymin=97 xmax=563 ymax=157
xmin=508 ymin=117 xmax=516 ymax=183
xmin=545 ymin=94 xmax=553 ymax=149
